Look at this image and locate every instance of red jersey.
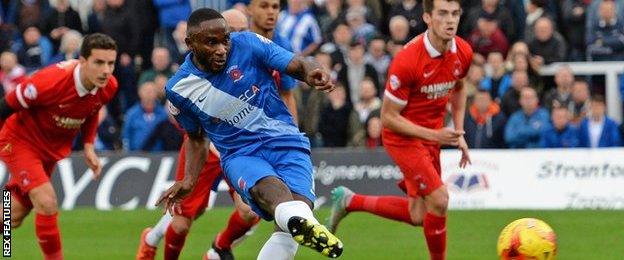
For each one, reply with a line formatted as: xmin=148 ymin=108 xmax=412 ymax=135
xmin=1 ymin=60 xmax=118 ymax=161
xmin=383 ymin=32 xmax=473 ymax=146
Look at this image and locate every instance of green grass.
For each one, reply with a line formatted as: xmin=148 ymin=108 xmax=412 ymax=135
xmin=9 ymin=208 xmax=624 ymax=259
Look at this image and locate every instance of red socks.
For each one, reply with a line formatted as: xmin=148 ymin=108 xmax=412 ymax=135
xmin=35 ymin=213 xmax=62 ymax=260
xmin=215 ymin=210 xmax=260 ymax=249
xmin=164 ymin=225 xmax=188 ymax=260
xmin=346 ymin=194 xmax=413 ymax=225
xmin=423 ymin=213 xmax=447 ymax=260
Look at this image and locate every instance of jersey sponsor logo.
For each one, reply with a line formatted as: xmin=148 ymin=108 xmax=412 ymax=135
xmin=216 ymin=85 xmax=260 ymax=126
xmin=227 ymin=65 xmax=244 ymax=82
xmin=52 ymin=115 xmax=86 ymax=129
xmin=420 ymin=81 xmax=456 ymax=99
xmin=23 ymin=84 xmax=37 ymax=100
xmin=389 ymin=75 xmax=400 ymax=90
xmin=167 ymin=102 xmax=180 ymax=116
xmin=254 ymin=33 xmax=273 ymax=44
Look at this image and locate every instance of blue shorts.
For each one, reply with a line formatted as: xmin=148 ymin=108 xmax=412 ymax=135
xmin=221 ymin=147 xmax=315 ymax=220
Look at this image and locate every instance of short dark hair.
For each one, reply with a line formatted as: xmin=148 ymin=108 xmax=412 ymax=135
xmin=591 ymin=94 xmax=606 ymax=104
xmin=424 ymin=0 xmax=462 ymax=13
xmin=80 ymin=33 xmax=117 ymax=58
xmin=188 ymin=8 xmax=224 ymax=29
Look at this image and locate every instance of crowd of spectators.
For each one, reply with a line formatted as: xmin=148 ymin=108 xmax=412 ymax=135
xmin=0 ymin=0 xmax=623 ymax=152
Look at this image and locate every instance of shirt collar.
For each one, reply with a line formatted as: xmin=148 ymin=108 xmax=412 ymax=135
xmin=423 ymin=31 xmax=457 ymax=58
xmin=74 ymin=64 xmax=98 ymax=97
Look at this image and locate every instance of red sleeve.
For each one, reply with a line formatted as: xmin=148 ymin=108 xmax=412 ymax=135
xmin=5 ymin=66 xmax=62 ymax=110
xmin=81 ymin=111 xmax=99 ymax=144
xmin=384 ymin=53 xmax=414 ymax=106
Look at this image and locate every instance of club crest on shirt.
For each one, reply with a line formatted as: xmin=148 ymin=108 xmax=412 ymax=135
xmin=24 ymin=83 xmax=37 ymax=100
xmin=227 ymin=65 xmax=244 ymax=82
xmin=453 ymin=60 xmax=463 ymax=77
xmin=389 ymin=74 xmax=400 ymax=90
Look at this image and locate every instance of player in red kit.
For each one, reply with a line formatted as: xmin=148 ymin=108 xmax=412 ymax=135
xmin=0 ymin=33 xmax=118 ymax=260
xmin=327 ymin=1 xmax=472 ymax=259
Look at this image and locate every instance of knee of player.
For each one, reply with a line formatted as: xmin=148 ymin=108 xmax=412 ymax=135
xmin=170 ymin=217 xmax=192 ymax=234
xmin=428 ymin=190 xmax=449 ymax=214
xmin=409 ymin=212 xmax=424 ymax=226
xmin=34 ymin=197 xmax=59 ymax=215
xmin=10 ymin=217 xmax=23 ymax=228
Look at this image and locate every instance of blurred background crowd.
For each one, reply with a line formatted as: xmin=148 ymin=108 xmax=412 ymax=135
xmin=0 ymin=0 xmax=623 ymax=152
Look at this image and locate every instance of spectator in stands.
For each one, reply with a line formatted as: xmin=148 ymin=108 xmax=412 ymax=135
xmin=505 ymin=41 xmax=531 ymax=70
xmin=480 ymin=52 xmax=511 ymax=100
xmin=579 ymin=95 xmax=622 ymax=147
xmin=510 ymin=52 xmax=543 ymax=93
xmin=543 ymin=65 xmax=574 ymax=111
xmin=142 ymin=111 xmax=185 ymax=151
xmin=13 ymin=0 xmax=49 ymax=32
xmin=468 ymin=12 xmax=509 ymax=58
xmin=353 ymin=78 xmax=381 ymax=123
xmin=465 ymin=89 xmax=507 ymax=148
xmin=49 ymin=30 xmax=82 ymax=64
xmin=171 ymin=21 xmax=189 ymax=65
xmin=318 ymin=84 xmax=354 ymax=147
xmin=463 ymin=0 xmax=516 ymax=42
xmin=87 ymin=0 xmax=106 ymax=34
xmin=102 ymin=0 xmax=140 ymax=120
xmin=94 ymin=107 xmax=122 ymax=151
xmin=570 ymin=79 xmax=590 ymax=124
xmin=277 ymin=0 xmax=322 ymax=56
xmin=504 ymin=87 xmax=550 ymax=148
xmin=540 ymin=106 xmax=580 ymax=148
xmin=0 ymin=51 xmax=26 ymax=96
xmin=153 ymin=74 xmax=169 ymax=104
xmin=317 ymin=0 xmax=344 ymax=40
xmin=586 ymin=0 xmax=624 ymax=36
xmin=346 ymin=0 xmax=381 ymax=27
xmin=153 ymin=0 xmax=191 ymax=59
xmin=561 ymin=0 xmax=589 ymax=61
xmin=337 ymin=41 xmax=378 ymax=105
xmin=464 ymin=63 xmax=485 ymax=101
xmin=40 ymin=0 xmax=82 ymax=51
xmin=122 ymin=81 xmax=168 ymax=151
xmin=388 ymin=15 xmax=410 ymax=43
xmin=11 ymin=26 xmax=53 ymax=73
xmin=321 ymin=23 xmax=352 ymax=69
xmin=586 ymin=0 xmax=624 ymax=61
xmin=387 ymin=39 xmax=404 ymax=58
xmin=528 ymin=17 xmax=567 ymax=64
xmin=365 ymin=37 xmax=391 ymax=87
xmin=524 ymin=0 xmax=552 ymax=42
xmin=345 ymin=6 xmax=376 ymax=44
xmin=501 ymin=70 xmax=529 ymax=117
xmin=138 ymin=47 xmax=174 ymax=86
xmin=350 ymin=109 xmax=382 ymax=148
xmin=388 ymin=0 xmax=425 ymax=39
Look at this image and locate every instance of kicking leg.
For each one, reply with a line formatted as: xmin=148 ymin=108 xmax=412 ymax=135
xmin=136 ymin=213 xmax=172 ymax=260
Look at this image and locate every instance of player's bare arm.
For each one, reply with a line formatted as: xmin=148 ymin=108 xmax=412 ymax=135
xmin=381 ymin=97 xmax=463 ymax=146
xmin=83 ymin=143 xmax=102 ymax=179
xmin=285 ymin=56 xmax=334 ymax=92
xmin=450 ymin=81 xmax=471 ymax=168
xmin=157 ymin=130 xmax=208 ymax=215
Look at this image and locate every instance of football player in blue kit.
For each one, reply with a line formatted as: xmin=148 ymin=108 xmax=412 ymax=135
xmin=157 ymin=8 xmax=343 ymax=259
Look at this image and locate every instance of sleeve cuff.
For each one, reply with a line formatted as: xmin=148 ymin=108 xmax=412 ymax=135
xmin=384 ymin=90 xmax=408 ymax=106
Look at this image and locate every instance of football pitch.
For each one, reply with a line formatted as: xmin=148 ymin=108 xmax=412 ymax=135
xmin=9 ymin=208 xmax=624 ymax=259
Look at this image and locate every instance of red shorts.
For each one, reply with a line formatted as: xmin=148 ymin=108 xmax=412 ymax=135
xmin=385 ymin=142 xmax=443 ymax=197
xmin=0 ymin=139 xmax=56 ymax=209
xmin=175 ymin=147 xmax=223 ymax=219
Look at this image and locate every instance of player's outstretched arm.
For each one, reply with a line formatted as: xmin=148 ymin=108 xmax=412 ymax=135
xmin=285 ymin=56 xmax=334 ymax=93
xmin=157 ymin=130 xmax=207 ymax=215
xmin=381 ymin=97 xmax=464 ymax=146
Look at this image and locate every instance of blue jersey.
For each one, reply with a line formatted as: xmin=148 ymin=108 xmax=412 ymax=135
xmin=272 ymin=33 xmax=297 ymax=91
xmin=165 ymin=32 xmax=309 ymax=160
